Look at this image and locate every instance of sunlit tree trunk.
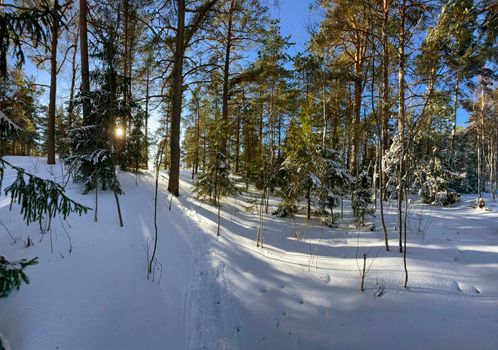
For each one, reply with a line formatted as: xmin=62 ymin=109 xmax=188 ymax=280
xmin=67 ymin=31 xmax=78 ymax=130
xmin=397 ymin=0 xmax=407 ymax=253
xmin=221 ymin=0 xmax=235 ymax=155
xmin=47 ymin=0 xmax=59 ymax=165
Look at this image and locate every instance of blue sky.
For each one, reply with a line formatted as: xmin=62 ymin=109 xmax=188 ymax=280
xmin=270 ymin=0 xmax=318 ymax=53
xmin=21 ymin=0 xmax=469 ymax=127
xmin=25 ymin=1 xmax=319 ymax=102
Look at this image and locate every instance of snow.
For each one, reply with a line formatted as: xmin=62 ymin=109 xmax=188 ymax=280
xmin=0 ymin=157 xmax=200 ymax=349
xmin=1 ymin=156 xmax=498 ymax=349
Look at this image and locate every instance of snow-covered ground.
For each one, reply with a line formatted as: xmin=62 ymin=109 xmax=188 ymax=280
xmin=1 ymin=156 xmax=497 ymax=349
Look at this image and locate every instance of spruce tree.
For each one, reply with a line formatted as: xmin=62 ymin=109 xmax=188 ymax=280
xmin=352 ymin=170 xmax=373 ymax=226
xmin=1 ymin=114 xmax=89 ymax=298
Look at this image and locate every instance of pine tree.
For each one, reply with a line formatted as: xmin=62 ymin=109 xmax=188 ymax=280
xmin=278 ymin=113 xmax=317 ymax=219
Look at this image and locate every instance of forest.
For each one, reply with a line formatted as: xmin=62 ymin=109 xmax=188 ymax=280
xmin=0 ymin=0 xmax=497 ymax=349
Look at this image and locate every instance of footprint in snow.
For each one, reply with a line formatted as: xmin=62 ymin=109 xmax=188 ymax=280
xmin=321 ymin=273 xmax=331 ymax=284
xmin=260 ymin=286 xmax=267 ymax=293
xmin=451 ymin=280 xmax=463 ymax=292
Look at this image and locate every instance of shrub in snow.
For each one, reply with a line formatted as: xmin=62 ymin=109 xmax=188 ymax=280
xmin=432 ymin=190 xmax=460 ymax=206
xmin=315 ymin=147 xmax=353 ymax=223
xmin=194 ymin=152 xmax=238 ymax=205
xmin=0 ymin=158 xmax=89 ymax=297
xmin=0 ymin=256 xmax=38 ymax=298
xmin=321 ymin=214 xmax=340 ymax=228
xmin=1 ymin=112 xmax=90 ymax=298
xmin=279 ymin=121 xmax=353 ymax=221
xmin=272 ymin=199 xmax=297 ymax=218
xmin=64 ymin=125 xmax=122 ymax=195
xmin=417 ymin=157 xmax=460 ymax=206
xmin=352 ymin=171 xmax=372 ymax=225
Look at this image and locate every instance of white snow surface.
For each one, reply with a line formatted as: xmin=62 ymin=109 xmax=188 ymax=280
xmin=1 ymin=156 xmax=497 ymax=350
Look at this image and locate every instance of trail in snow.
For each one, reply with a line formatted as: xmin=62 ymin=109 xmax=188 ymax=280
xmin=160 ymin=171 xmax=239 ymax=350
xmin=0 ymin=157 xmax=221 ymax=350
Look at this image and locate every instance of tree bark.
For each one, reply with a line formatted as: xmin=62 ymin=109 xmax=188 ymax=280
xmin=397 ymin=0 xmax=407 ymax=253
xmin=381 ymin=0 xmax=390 ymax=199
xmin=168 ymin=0 xmax=218 ymax=196
xmin=79 ymin=0 xmax=90 ymax=124
xmin=167 ymin=0 xmax=186 ymax=197
xmin=47 ymin=0 xmax=59 ymax=165
xmin=350 ymin=73 xmax=362 ymax=176
xmin=477 ymin=87 xmax=484 ymax=197
xmin=145 ymin=68 xmax=150 ymax=168
xmin=67 ymin=30 xmax=78 ymax=130
xmin=450 ymin=76 xmax=459 ymax=162
xmin=235 ymin=112 xmax=240 ymax=173
xmin=221 ymin=0 xmax=235 ymax=155
xmin=120 ymin=0 xmax=130 ymax=171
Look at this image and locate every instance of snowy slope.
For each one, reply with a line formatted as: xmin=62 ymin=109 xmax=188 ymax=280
xmin=0 ymin=157 xmax=215 ymax=350
xmin=175 ymin=173 xmax=498 ymax=350
xmin=1 ymin=157 xmax=498 ymax=350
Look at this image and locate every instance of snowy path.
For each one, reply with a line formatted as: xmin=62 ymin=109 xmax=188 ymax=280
xmin=0 ymin=158 xmax=221 ymax=350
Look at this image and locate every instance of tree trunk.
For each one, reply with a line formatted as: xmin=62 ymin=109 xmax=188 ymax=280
xmin=307 ymin=187 xmax=311 ymax=220
xmin=269 ymin=84 xmax=276 ymax=163
xmin=373 ymin=143 xmax=378 ymax=212
xmin=322 ymin=80 xmax=327 ymax=148
xmin=67 ymin=31 xmax=78 ymax=130
xmin=379 ymin=136 xmax=389 ymax=251
xmin=235 ymin=112 xmax=240 ymax=173
xmin=351 ymin=78 xmax=362 ymax=176
xmin=450 ymin=76 xmax=459 ymax=162
xmin=79 ymin=0 xmax=91 ymax=124
xmin=167 ymin=0 xmax=218 ymax=196
xmin=477 ymin=87 xmax=484 ymax=197
xmin=425 ymin=67 xmax=436 ymax=159
xmin=397 ymin=0 xmax=407 ymax=253
xmin=381 ymin=0 xmax=390 ymax=200
xmin=94 ymin=172 xmax=99 ymax=222
xmin=145 ymin=68 xmax=150 ymax=168
xmin=120 ymin=0 xmax=130 ymax=171
xmin=221 ymin=0 xmax=235 ymax=155
xmin=403 ymin=172 xmax=409 ymax=288
xmin=192 ymin=91 xmax=200 ymax=179
xmin=167 ymin=0 xmax=186 ymax=197
xmin=47 ymin=0 xmax=59 ymax=165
